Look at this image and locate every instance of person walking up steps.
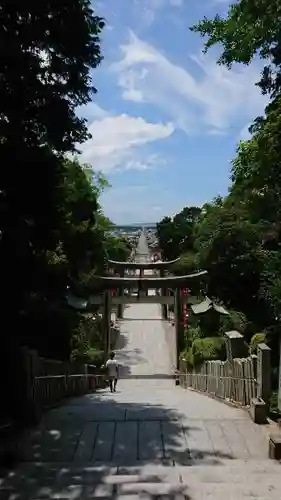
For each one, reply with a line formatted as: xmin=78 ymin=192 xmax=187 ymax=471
xmin=105 ymin=351 xmax=119 ymax=393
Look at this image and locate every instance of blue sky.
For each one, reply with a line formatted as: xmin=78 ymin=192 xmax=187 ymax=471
xmin=78 ymin=0 xmax=268 ymax=223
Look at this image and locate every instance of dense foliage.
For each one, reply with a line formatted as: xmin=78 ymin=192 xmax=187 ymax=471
xmin=157 ymin=0 xmax=281 ymax=378
xmin=157 ymin=207 xmax=201 ymax=261
xmin=0 ymin=2 xmax=132 ymax=423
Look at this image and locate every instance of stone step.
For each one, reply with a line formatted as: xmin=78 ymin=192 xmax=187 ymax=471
xmin=28 ymin=482 xmax=186 ymax=500
xmin=116 ymin=482 xmax=280 ymax=500
xmin=116 ymin=481 xmax=187 ymax=496
xmin=186 ymin=481 xmax=279 ymax=499
xmin=118 ymin=459 xmax=281 ymax=475
xmin=177 ymin=458 xmax=281 ymax=475
xmin=104 ymin=474 xmax=174 ymax=484
xmin=2 ymin=460 xmax=281 ymax=500
xmin=109 ymin=468 xmax=280 ymax=490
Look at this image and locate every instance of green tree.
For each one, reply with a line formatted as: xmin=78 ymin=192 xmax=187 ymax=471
xmin=190 ymin=0 xmax=281 ymax=336
xmin=0 ymin=1 xmax=105 ymax=424
xmin=157 ymin=206 xmax=201 ymax=260
xmin=230 ymin=99 xmax=281 ymax=229
xmin=195 ymin=200 xmax=266 ymax=323
xmin=190 ymin=0 xmax=281 ymax=96
xmin=0 ymin=1 xmax=104 ymax=339
xmin=158 ymin=0 xmax=281 ymax=374
xmin=20 ymin=158 xmax=106 ymax=359
xmin=156 ymin=216 xmax=175 ymax=260
xmin=172 ymin=252 xmax=199 ymax=276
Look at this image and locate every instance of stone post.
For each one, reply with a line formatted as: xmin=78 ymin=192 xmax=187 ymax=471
xmin=117 ymin=268 xmax=124 ymax=319
xmin=103 ymin=290 xmax=111 ymax=357
xmin=174 ymin=287 xmax=183 ymax=370
xmin=225 ymin=330 xmax=245 ymax=360
xmin=250 ymin=342 xmax=271 ymax=424
xmin=257 ymin=343 xmax=271 ymax=404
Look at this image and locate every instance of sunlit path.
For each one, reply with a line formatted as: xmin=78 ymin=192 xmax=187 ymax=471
xmin=3 ymin=299 xmax=279 ymax=500
xmin=1 ymin=232 xmax=280 ymax=500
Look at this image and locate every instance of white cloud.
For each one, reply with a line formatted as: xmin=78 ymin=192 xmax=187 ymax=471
xmin=122 ymin=153 xmax=166 ymax=172
xmin=79 ymin=112 xmax=174 ymax=173
xmin=111 ymin=32 xmax=268 ymax=136
xmin=77 ymin=102 xmax=108 ymax=122
xmin=132 ymin=0 xmax=182 ymax=28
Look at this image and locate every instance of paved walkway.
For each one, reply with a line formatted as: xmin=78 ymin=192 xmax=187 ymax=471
xmin=1 ymin=302 xmax=280 ymax=499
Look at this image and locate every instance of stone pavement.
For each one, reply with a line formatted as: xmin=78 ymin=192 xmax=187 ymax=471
xmin=1 ymin=302 xmax=280 ymax=499
xmin=135 ymin=231 xmax=149 ymax=260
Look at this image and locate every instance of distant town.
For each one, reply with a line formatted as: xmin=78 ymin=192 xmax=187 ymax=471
xmin=111 ymin=223 xmax=159 ymax=254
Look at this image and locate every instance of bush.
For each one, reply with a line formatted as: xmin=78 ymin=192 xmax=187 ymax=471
xmin=220 ymin=309 xmax=248 ymax=335
xmin=181 ymin=348 xmax=194 ymax=368
xmin=85 ymin=348 xmax=104 ymax=367
xmin=184 ymin=326 xmax=202 ymax=347
xmin=181 ymin=336 xmax=226 ymax=368
xmin=181 ymin=326 xmax=205 ymax=367
xmin=192 ymin=337 xmax=226 ymax=366
xmin=250 ymin=332 xmax=266 ymax=354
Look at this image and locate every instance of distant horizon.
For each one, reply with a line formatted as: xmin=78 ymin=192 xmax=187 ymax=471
xmin=114 ymin=222 xmax=157 ymax=227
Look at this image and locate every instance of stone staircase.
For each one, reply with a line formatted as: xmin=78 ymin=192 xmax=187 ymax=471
xmin=65 ymin=460 xmax=280 ymax=500
xmin=2 ymin=459 xmax=280 ymax=500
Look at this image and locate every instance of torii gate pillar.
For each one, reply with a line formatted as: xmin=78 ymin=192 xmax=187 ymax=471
xmin=139 ymin=268 xmax=148 ymax=296
xmin=117 ymin=268 xmax=124 ymax=319
xmin=174 ymin=287 xmax=184 ymax=369
xmin=103 ymin=290 xmax=111 ymax=356
xmin=160 ymin=268 xmax=168 ymax=320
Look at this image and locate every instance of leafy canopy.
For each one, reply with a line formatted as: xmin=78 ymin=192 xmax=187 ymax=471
xmin=190 ymin=0 xmax=281 ymax=96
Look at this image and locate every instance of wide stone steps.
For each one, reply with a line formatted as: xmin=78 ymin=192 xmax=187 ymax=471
xmin=2 ymin=460 xmax=280 ymax=500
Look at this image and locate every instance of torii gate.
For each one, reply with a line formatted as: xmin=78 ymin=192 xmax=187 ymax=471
xmin=107 ymin=257 xmax=181 ymax=320
xmin=88 ymin=267 xmax=208 ymax=368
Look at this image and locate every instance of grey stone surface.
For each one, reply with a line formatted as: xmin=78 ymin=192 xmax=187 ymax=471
xmin=135 ymin=231 xmax=150 ymax=260
xmin=1 ymin=300 xmax=280 ymax=499
xmin=92 ymin=422 xmax=115 ymax=462
xmin=113 ymin=421 xmax=137 ymax=463
xmin=138 ymin=421 xmax=163 ymax=461
xmin=73 ymin=423 xmax=98 ymax=463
